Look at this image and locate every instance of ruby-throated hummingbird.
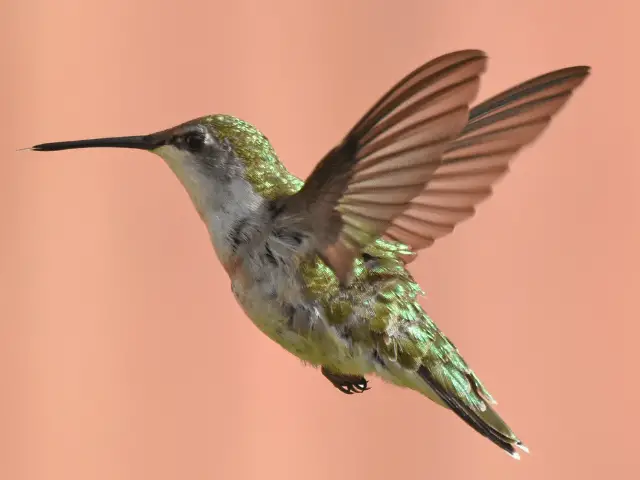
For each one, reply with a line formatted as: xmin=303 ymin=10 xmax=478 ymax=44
xmin=30 ymin=50 xmax=590 ymax=459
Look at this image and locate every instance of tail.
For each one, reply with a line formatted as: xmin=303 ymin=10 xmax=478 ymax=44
xmin=416 ymin=364 xmax=527 ymax=459
xmin=375 ymin=305 xmax=528 ymax=459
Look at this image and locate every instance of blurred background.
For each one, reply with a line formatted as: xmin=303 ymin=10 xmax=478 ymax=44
xmin=2 ymin=1 xmax=638 ymax=479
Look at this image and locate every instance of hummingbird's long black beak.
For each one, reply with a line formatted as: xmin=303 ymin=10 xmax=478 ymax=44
xmin=29 ymin=134 xmax=166 ymax=152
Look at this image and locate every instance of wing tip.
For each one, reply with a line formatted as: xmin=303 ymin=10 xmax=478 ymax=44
xmin=563 ymin=65 xmax=592 ymax=87
xmin=449 ymin=49 xmax=488 ymax=59
xmin=569 ymin=65 xmax=591 ymax=75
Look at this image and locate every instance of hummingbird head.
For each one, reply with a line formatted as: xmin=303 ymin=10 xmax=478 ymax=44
xmin=31 ymin=115 xmax=301 ymax=218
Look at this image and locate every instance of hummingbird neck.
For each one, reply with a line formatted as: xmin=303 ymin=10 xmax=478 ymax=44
xmin=202 ymin=176 xmax=269 ymax=265
xmin=153 ymin=116 xmax=306 ymax=269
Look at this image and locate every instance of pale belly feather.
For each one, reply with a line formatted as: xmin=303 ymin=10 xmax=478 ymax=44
xmin=231 ymin=272 xmax=374 ymax=375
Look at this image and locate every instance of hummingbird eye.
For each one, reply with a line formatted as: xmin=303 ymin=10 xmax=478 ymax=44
xmin=182 ymin=132 xmax=206 ymax=152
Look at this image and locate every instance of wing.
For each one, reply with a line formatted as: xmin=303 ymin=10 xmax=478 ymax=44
xmin=390 ymin=65 xmax=591 ymax=260
xmin=279 ymin=50 xmax=489 ymax=282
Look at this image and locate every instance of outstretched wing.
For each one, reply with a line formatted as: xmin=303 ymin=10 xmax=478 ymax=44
xmin=279 ymin=50 xmax=488 ymax=282
xmin=390 ymin=65 xmax=591 ymax=260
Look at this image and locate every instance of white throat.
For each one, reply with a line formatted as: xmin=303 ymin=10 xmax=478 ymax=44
xmin=154 ymin=145 xmax=267 ymax=263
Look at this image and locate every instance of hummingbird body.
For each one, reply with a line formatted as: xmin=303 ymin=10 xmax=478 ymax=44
xmin=31 ymin=50 xmax=591 ymax=459
xmin=178 ymin=116 xmax=477 ymax=389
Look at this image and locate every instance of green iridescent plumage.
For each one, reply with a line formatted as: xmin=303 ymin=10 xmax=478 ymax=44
xmin=207 ymin=114 xmax=302 ymax=199
xmin=208 ymin=113 xmax=495 ymax=412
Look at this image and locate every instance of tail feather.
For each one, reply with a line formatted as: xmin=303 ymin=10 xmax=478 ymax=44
xmin=417 ymin=364 xmax=526 ymax=459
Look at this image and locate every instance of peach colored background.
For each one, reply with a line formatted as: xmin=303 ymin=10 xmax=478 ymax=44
xmin=2 ymin=1 xmax=638 ymax=479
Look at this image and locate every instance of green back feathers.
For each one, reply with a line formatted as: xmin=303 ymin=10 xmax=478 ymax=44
xmin=206 ymin=115 xmax=302 ymax=199
xmin=207 ymin=114 xmax=496 ymax=418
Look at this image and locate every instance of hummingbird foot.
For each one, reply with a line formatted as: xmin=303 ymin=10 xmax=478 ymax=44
xmin=321 ymin=367 xmax=370 ymax=395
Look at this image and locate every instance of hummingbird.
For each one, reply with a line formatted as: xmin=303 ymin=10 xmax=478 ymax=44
xmin=30 ymin=50 xmax=590 ymax=459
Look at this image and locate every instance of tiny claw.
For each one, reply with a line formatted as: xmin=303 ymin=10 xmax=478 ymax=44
xmin=337 ymin=384 xmax=353 ymax=394
xmin=353 ymin=381 xmax=370 ymax=393
xmin=321 ymin=367 xmax=370 ymax=395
